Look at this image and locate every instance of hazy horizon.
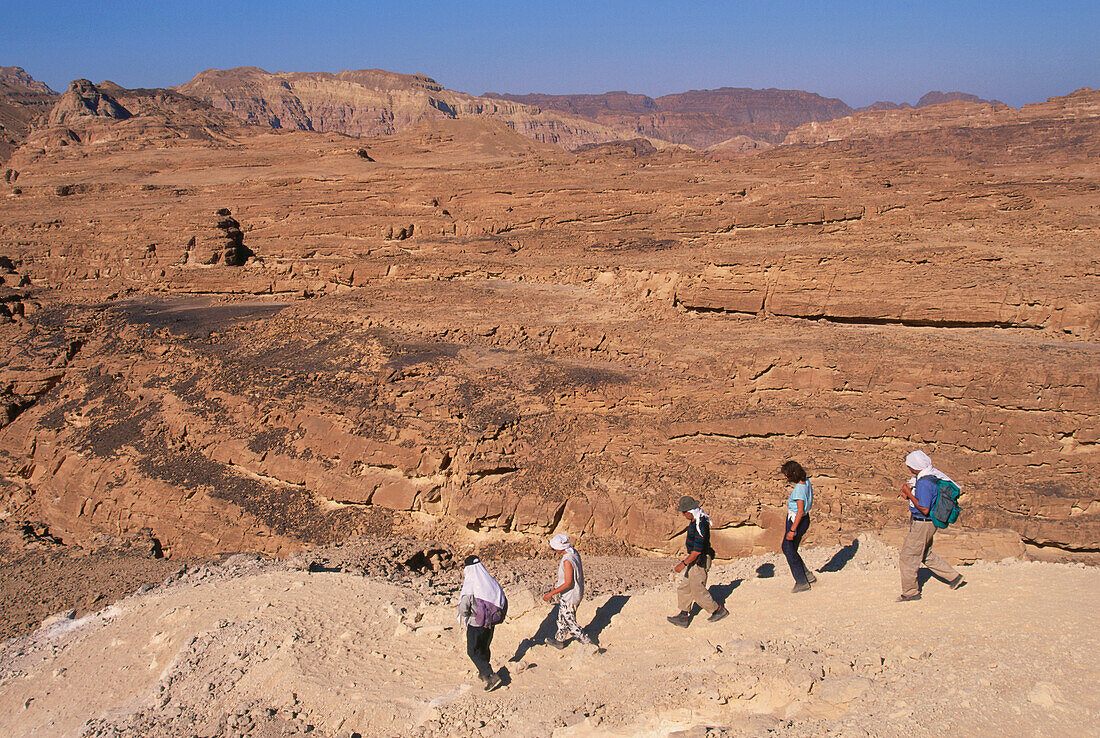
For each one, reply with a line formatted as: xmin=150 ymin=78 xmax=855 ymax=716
xmin=4 ymin=1 xmax=1097 ymax=109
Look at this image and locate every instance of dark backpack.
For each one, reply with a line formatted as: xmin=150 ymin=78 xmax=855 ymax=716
xmin=930 ymin=478 xmax=962 ymax=529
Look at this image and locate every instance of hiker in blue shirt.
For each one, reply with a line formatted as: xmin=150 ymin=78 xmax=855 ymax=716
xmin=896 ymin=450 xmax=965 ymax=602
xmin=781 ymin=460 xmax=817 ymax=592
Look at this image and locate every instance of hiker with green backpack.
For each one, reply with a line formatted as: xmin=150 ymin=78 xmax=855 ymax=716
xmin=896 ymin=450 xmax=965 ymax=602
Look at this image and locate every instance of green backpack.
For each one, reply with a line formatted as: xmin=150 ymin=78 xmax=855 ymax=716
xmin=930 ymin=478 xmax=962 ymax=529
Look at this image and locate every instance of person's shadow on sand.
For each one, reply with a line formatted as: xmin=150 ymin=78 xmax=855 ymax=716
xmin=509 ymin=594 xmax=631 ymax=662
xmin=710 ymin=578 xmax=743 ymax=604
xmin=586 ymin=594 xmax=629 ymax=644
xmin=509 ymin=606 xmax=559 ymax=662
xmin=819 ymin=538 xmax=860 ymax=573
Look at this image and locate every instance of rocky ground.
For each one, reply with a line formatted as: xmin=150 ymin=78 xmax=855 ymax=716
xmin=0 ymin=82 xmax=1096 ymax=567
xmin=0 ymin=533 xmax=1096 ymax=737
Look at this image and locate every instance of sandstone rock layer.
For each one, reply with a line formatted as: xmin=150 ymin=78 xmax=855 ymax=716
xmin=0 ymin=83 xmax=1096 ymax=561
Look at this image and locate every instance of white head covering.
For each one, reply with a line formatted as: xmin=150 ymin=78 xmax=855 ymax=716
xmin=550 ymin=533 xmax=572 ymax=552
xmin=687 ymin=507 xmax=711 ymax=536
xmin=459 ymin=557 xmax=506 ymax=611
xmin=905 ymin=450 xmax=957 ymax=486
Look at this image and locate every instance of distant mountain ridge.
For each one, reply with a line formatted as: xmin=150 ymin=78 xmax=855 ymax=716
xmin=483 ymin=88 xmax=853 ymax=147
xmin=2 ymin=64 xmax=1073 ymax=161
xmin=175 ymin=67 xmax=642 ymax=150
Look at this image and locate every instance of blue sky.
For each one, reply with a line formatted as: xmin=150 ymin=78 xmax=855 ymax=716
xmin=3 ymin=1 xmax=1096 ymax=107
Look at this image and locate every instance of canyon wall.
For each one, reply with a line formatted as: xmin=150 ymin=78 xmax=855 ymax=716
xmin=0 ymin=84 xmax=1096 ymax=561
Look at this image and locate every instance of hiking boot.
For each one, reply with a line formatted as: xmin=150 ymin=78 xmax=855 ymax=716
xmin=484 ymin=673 xmax=503 ymax=692
xmin=806 ymin=571 xmax=818 ymax=584
xmin=707 ymin=606 xmax=728 ymax=623
xmin=896 ymin=593 xmax=922 ymax=602
xmin=666 ymin=612 xmax=692 ymax=628
xmin=545 ymin=637 xmax=567 ymax=649
xmin=949 ymin=575 xmax=966 ymax=590
xmin=792 ymin=582 xmax=811 ymax=593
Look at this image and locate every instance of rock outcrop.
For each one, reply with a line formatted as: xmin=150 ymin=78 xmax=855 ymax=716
xmin=174 ymin=67 xmax=647 ymax=150
xmin=47 ymin=79 xmax=132 ymax=126
xmin=0 ymin=67 xmax=58 ymax=163
xmin=917 ymin=90 xmax=1002 ymax=107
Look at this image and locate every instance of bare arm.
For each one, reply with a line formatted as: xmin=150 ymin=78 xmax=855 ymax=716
xmin=674 ymin=550 xmax=701 ymax=573
xmin=898 ymin=481 xmax=930 ymax=515
xmin=786 ymin=499 xmax=805 ymax=540
xmin=543 ymin=559 xmax=574 ymax=601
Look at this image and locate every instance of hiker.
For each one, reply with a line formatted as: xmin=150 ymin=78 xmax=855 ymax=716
xmin=667 ymin=496 xmax=728 ymax=627
xmin=896 ymin=450 xmax=965 ymax=601
xmin=781 ymin=460 xmax=817 ymax=592
xmin=457 ymin=555 xmax=507 ymax=690
xmin=541 ymin=533 xmax=594 ymax=648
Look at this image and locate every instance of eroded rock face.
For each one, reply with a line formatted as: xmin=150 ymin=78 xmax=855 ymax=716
xmin=0 ymin=67 xmax=58 ymax=163
xmin=48 ymin=79 xmax=131 ymax=127
xmin=0 ymin=85 xmax=1096 ymax=561
xmin=174 ymin=67 xmax=643 ymax=150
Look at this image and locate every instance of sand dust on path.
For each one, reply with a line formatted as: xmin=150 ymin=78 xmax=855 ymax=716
xmin=1 ymin=536 xmax=1097 ymax=737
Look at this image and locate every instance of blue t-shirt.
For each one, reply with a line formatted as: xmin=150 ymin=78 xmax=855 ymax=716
xmin=911 ymin=476 xmax=938 ymax=519
xmin=787 ymin=480 xmax=813 ymax=519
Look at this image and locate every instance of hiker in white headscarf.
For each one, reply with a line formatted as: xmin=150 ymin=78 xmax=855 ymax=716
xmin=896 ymin=450 xmax=965 ymax=601
xmin=457 ymin=555 xmax=507 ymax=690
xmin=667 ymin=496 xmax=728 ymax=627
xmin=541 ymin=533 xmax=594 ymax=649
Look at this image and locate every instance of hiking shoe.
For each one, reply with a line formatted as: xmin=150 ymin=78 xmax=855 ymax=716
xmin=806 ymin=571 xmax=818 ymax=584
xmin=949 ymin=575 xmax=966 ymax=590
xmin=666 ymin=613 xmax=692 ymax=628
xmin=545 ymin=637 xmax=567 ymax=650
xmin=707 ymin=606 xmax=728 ymax=622
xmin=792 ymin=582 xmax=811 ymax=593
xmin=896 ymin=593 xmax=922 ymax=602
xmin=484 ymin=673 xmax=503 ymax=692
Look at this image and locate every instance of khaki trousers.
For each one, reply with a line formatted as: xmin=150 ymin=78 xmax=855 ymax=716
xmin=677 ymin=557 xmax=718 ymax=614
xmin=899 ymin=520 xmax=958 ymax=597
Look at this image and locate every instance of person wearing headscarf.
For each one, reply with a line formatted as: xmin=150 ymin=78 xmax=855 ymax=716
xmin=457 ymin=555 xmax=507 ymax=690
xmin=896 ymin=450 xmax=965 ymax=601
xmin=781 ymin=460 xmax=817 ymax=592
xmin=541 ymin=533 xmax=593 ymax=649
xmin=667 ymin=496 xmax=728 ymax=627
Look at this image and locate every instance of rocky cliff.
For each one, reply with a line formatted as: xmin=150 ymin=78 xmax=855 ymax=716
xmin=485 ymin=87 xmax=853 ymax=147
xmin=175 ymin=67 xmax=643 ymax=150
xmin=0 ymin=67 xmax=58 ymax=164
xmin=0 ymin=82 xmax=1096 ymax=564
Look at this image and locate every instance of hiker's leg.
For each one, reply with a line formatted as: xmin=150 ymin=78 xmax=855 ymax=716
xmin=557 ymin=601 xmax=592 ymax=644
xmin=783 ymin=516 xmax=810 ymax=585
xmin=676 ymin=571 xmax=694 ymax=612
xmin=555 ymin=603 xmax=569 ymax=641
xmin=466 ymin=625 xmax=493 ymax=679
xmin=899 ymin=522 xmax=925 ymax=597
xmin=921 ymin=531 xmax=959 ymax=581
xmin=687 ymin=561 xmax=719 ymax=614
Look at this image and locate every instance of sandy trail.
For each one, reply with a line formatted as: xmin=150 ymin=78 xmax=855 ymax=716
xmin=1 ymin=538 xmax=1097 ymax=737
